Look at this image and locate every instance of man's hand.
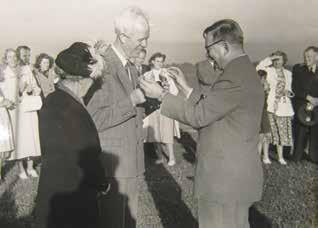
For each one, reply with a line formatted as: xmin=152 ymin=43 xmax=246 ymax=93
xmin=306 ymin=95 xmax=318 ymax=107
xmin=166 ymin=67 xmax=192 ymax=96
xmin=139 ymin=78 xmax=164 ymax=99
xmin=130 ymin=88 xmax=146 ymax=106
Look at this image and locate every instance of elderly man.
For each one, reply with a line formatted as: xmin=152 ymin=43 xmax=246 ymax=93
xmin=292 ymin=46 xmax=318 ymax=163
xmin=86 ymin=6 xmax=149 ymax=228
xmin=140 ymin=19 xmax=264 ymax=228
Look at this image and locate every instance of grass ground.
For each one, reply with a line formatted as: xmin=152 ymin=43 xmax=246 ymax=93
xmin=0 ymin=129 xmax=317 ymax=228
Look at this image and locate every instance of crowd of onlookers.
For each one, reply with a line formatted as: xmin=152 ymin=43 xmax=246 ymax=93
xmin=0 ymin=44 xmax=182 ymax=182
xmin=0 ymin=44 xmax=317 ymax=184
xmin=0 ymin=6 xmax=317 ymax=228
xmin=0 ymin=46 xmax=57 ymax=180
xmin=257 ymin=46 xmax=318 ymax=165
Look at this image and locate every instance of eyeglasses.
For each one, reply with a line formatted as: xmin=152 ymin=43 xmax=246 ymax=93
xmin=121 ymin=33 xmax=148 ymax=45
xmin=205 ymin=39 xmax=224 ymax=51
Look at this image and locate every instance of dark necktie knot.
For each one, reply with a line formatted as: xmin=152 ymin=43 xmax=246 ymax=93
xmin=125 ymin=61 xmax=137 ymax=88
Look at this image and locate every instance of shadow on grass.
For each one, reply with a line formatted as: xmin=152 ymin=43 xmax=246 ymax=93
xmin=175 ymin=130 xmax=197 ymax=165
xmin=0 ymin=167 xmax=32 ymax=228
xmin=144 ymin=140 xmax=198 ymax=228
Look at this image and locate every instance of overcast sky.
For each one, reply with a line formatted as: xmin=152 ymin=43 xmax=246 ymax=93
xmin=1 ymin=0 xmax=317 ymax=64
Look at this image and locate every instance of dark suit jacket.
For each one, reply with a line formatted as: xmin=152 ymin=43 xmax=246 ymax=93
xmin=35 ymin=86 xmax=107 ymax=228
xmin=161 ymin=56 xmax=264 ymax=203
xmin=86 ymin=46 xmax=145 ymax=178
xmin=141 ymin=64 xmax=150 ymax=75
xmin=292 ymin=63 xmax=318 ymax=115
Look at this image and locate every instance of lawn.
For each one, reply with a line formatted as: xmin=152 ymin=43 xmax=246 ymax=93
xmin=0 ymin=129 xmax=317 ymax=228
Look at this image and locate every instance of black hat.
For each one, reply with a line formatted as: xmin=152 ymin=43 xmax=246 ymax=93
xmin=297 ymin=103 xmax=318 ymax=126
xmin=55 ymin=42 xmax=97 ymax=77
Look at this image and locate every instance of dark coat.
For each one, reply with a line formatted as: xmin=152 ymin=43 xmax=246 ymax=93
xmin=292 ymin=64 xmax=318 ymax=161
xmin=292 ymin=64 xmax=318 ymax=112
xmin=141 ymin=64 xmax=150 ymax=75
xmin=86 ymin=46 xmax=145 ymax=178
xmin=161 ymin=56 xmax=264 ymax=203
xmin=34 ymin=85 xmax=107 ymax=228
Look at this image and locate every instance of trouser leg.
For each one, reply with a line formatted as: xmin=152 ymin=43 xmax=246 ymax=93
xmin=198 ymin=198 xmax=251 ymax=228
xmin=99 ymin=177 xmax=139 ymax=228
xmin=309 ymin=125 xmax=318 ymax=162
xmin=293 ymin=122 xmax=308 ymax=161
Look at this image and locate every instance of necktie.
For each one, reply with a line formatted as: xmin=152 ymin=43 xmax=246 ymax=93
xmin=125 ymin=61 xmax=137 ymax=89
xmin=138 ymin=66 xmax=142 ymax=76
xmin=309 ymin=66 xmax=315 ymax=74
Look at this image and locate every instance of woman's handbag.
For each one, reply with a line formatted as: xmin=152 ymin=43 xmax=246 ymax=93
xmin=20 ymin=95 xmax=42 ymax=112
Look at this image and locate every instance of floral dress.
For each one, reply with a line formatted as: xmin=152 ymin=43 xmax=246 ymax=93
xmin=267 ymin=69 xmax=293 ymax=146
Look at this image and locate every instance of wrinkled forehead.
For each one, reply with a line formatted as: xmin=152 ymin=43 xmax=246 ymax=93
xmin=305 ymin=49 xmax=317 ymax=57
xmin=129 ymin=17 xmax=150 ymax=37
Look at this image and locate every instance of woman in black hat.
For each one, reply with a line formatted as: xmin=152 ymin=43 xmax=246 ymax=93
xmin=34 ymin=42 xmax=108 ymax=228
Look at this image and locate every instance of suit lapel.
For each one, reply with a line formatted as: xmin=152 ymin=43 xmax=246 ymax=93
xmin=105 ymin=46 xmax=134 ymax=94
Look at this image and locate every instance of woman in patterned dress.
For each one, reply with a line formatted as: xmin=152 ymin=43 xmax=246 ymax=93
xmin=256 ymin=51 xmax=294 ymax=165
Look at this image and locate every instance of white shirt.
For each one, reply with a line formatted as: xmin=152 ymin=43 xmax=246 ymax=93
xmin=309 ymin=64 xmax=316 ymax=73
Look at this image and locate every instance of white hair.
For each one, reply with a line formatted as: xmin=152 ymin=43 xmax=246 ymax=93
xmin=114 ymin=6 xmax=149 ymax=36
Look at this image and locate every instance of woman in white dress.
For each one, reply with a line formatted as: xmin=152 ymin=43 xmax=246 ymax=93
xmin=0 ymin=85 xmax=15 ymax=180
xmin=0 ymin=49 xmax=42 ymax=179
xmin=143 ymin=52 xmax=180 ymax=166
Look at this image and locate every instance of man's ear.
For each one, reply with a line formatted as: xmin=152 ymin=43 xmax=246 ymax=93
xmin=223 ymin=41 xmax=229 ymax=54
xmin=118 ymin=34 xmax=128 ymax=44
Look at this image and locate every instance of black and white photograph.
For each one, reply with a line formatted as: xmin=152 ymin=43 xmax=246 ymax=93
xmin=0 ymin=0 xmax=317 ymax=227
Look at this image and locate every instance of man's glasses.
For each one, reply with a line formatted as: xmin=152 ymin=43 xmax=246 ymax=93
xmin=121 ymin=33 xmax=148 ymax=45
xmin=205 ymin=39 xmax=224 ymax=51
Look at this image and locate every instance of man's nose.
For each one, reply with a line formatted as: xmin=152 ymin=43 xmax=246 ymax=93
xmin=141 ymin=39 xmax=147 ymax=48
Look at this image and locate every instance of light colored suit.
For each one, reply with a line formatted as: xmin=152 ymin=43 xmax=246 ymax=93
xmin=86 ymin=45 xmax=144 ymax=228
xmin=87 ymin=46 xmax=144 ymax=178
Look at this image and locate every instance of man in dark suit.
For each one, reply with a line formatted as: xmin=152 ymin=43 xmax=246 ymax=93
xmin=292 ymin=46 xmax=318 ymax=163
xmin=140 ymin=19 xmax=264 ymax=228
xmin=86 ymin=6 xmax=149 ymax=228
xmin=134 ymin=48 xmax=150 ymax=76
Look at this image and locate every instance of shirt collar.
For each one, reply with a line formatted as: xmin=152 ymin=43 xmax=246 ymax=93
xmin=111 ymin=44 xmax=128 ymax=67
xmin=57 ymin=82 xmax=84 ymax=106
xmin=309 ymin=64 xmax=317 ymax=73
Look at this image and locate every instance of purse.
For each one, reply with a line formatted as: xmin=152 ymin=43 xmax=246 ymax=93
xmin=20 ymin=95 xmax=42 ymax=112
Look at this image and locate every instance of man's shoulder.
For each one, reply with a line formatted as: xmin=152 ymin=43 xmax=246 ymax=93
xmin=292 ymin=63 xmax=306 ymax=72
xmin=224 ymin=56 xmax=255 ymax=78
